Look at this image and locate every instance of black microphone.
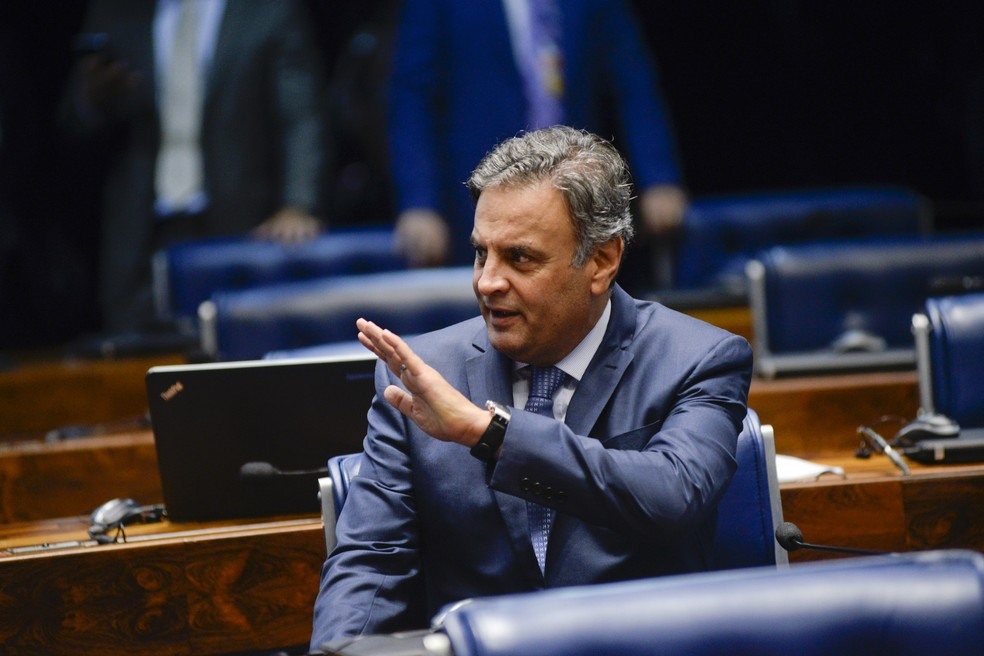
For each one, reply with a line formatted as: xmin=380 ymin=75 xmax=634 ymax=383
xmin=239 ymin=461 xmax=330 ymax=481
xmin=775 ymin=522 xmax=887 ymax=556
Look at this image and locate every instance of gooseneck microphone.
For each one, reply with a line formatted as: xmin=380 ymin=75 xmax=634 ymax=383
xmin=775 ymin=522 xmax=888 ymax=556
xmin=239 ymin=461 xmax=330 ymax=481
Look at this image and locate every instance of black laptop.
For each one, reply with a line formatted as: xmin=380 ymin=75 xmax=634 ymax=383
xmin=146 ymin=354 xmax=377 ymax=522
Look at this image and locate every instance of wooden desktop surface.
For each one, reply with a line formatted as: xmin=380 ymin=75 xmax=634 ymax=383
xmin=0 ymin=514 xmax=325 ymax=655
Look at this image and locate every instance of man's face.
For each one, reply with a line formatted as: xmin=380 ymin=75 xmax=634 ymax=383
xmin=471 ymin=180 xmax=618 ymax=366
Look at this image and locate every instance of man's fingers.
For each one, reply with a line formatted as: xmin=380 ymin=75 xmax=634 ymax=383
xmin=383 ymin=385 xmax=412 ymax=414
xmin=356 ymin=332 xmax=383 ymax=358
xmin=381 ymin=330 xmax=424 ymax=378
xmin=357 ymin=319 xmax=421 ymax=380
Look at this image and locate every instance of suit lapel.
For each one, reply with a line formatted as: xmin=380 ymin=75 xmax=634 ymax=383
xmin=564 ymin=287 xmax=636 ymax=437
xmin=204 ymin=1 xmax=239 ymax=113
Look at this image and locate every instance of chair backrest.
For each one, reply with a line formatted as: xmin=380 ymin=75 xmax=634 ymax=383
xmin=319 ymin=452 xmax=363 ymax=554
xmin=747 ymin=233 xmax=984 ymax=378
xmin=914 ymin=292 xmax=984 ymax=427
xmin=152 ymin=226 xmax=406 ymax=320
xmin=318 ymin=410 xmax=785 ymax=567
xmin=439 ymin=549 xmax=984 ymax=656
xmin=674 ymin=186 xmax=928 ymax=293
xmin=199 ymin=266 xmax=479 ymax=360
xmin=713 ymin=408 xmax=786 ymax=568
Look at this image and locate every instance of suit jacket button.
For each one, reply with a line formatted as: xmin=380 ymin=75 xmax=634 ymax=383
xmin=555 ymin=490 xmax=567 ymax=503
xmin=521 ymin=478 xmax=531 ymax=492
xmin=532 ymin=482 xmax=543 ymax=495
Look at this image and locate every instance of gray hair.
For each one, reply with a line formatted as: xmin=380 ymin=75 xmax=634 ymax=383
xmin=467 ymin=126 xmax=634 ymax=267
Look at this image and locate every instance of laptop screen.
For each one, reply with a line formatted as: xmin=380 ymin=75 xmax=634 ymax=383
xmin=146 ymin=354 xmax=377 ymax=522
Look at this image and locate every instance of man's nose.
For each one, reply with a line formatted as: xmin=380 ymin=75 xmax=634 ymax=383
xmin=475 ymin=255 xmax=508 ymax=296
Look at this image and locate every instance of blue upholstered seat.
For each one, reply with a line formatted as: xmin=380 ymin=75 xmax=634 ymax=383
xmin=318 ymin=409 xmax=785 ymax=569
xmin=747 ymin=233 xmax=984 ymax=378
xmin=199 ymin=266 xmax=478 ymax=360
xmin=712 ymin=408 xmax=786 ymax=569
xmin=152 ymin=226 xmax=406 ymax=320
xmin=674 ymin=186 xmax=928 ymax=293
xmin=913 ymin=291 xmax=984 ymax=428
xmin=319 ymin=451 xmax=363 ymax=554
xmin=438 ymin=549 xmax=984 ymax=656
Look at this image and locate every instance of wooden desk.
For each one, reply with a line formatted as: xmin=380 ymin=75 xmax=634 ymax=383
xmin=0 ymin=515 xmax=325 ymax=656
xmin=0 ymin=353 xmax=184 ymax=440
xmin=750 ymin=369 xmax=919 ymax=454
xmin=780 ymin=453 xmax=984 ymax=562
xmin=0 ymin=431 xmax=161 ymax=524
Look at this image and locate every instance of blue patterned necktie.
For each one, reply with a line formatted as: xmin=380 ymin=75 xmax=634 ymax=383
xmin=525 ymin=365 xmax=566 ymax=573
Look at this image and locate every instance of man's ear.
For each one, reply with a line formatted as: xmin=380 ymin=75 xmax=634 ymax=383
xmin=589 ymin=237 xmax=624 ymax=295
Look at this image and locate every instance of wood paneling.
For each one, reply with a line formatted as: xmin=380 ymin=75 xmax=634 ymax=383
xmin=0 ymin=518 xmax=324 ymax=656
xmin=0 ymin=432 xmax=162 ymax=523
xmin=0 ymin=353 xmax=184 ymax=440
xmin=750 ymin=370 xmax=919 ymax=454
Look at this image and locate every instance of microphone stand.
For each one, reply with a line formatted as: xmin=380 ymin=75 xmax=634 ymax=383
xmin=776 ymin=522 xmax=889 ymax=557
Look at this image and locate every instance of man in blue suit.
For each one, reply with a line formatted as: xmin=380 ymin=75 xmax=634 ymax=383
xmin=388 ymin=0 xmax=686 ymax=278
xmin=311 ymin=127 xmax=751 ymax=646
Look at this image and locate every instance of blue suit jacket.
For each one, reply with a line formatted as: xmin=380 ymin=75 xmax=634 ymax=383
xmin=387 ymin=0 xmax=681 ymax=264
xmin=311 ymin=286 xmax=753 ymax=645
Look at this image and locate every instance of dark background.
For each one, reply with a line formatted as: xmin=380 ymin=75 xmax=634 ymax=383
xmin=2 ymin=0 xmax=982 ymax=350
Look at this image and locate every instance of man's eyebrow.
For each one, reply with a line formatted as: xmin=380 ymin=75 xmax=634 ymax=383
xmin=506 ymin=243 xmax=543 ymax=259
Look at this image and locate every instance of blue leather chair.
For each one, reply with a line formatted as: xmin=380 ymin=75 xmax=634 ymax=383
xmin=199 ymin=266 xmax=478 ymax=360
xmin=713 ymin=408 xmax=786 ymax=569
xmin=319 ymin=451 xmax=364 ymax=554
xmin=317 ymin=409 xmax=786 ymax=569
xmin=152 ymin=226 xmax=406 ymax=320
xmin=913 ymin=291 xmax=984 ymax=428
xmin=747 ymin=233 xmax=984 ymax=378
xmin=437 ymin=549 xmax=984 ymax=656
xmin=674 ymin=186 xmax=928 ymax=294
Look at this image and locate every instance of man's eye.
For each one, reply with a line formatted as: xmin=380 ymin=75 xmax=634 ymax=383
xmin=510 ymin=250 xmax=532 ymax=264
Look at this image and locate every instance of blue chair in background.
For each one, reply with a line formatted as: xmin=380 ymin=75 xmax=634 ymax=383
xmin=912 ymin=291 xmax=984 ymax=429
xmin=436 ymin=549 xmax=984 ymax=656
xmin=152 ymin=226 xmax=406 ymax=321
xmin=747 ymin=233 xmax=984 ymax=378
xmin=199 ymin=266 xmax=478 ymax=360
xmin=318 ymin=409 xmax=785 ymax=569
xmin=674 ymin=186 xmax=929 ymax=294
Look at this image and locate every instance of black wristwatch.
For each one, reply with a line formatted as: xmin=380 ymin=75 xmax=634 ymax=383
xmin=470 ymin=401 xmax=511 ymax=461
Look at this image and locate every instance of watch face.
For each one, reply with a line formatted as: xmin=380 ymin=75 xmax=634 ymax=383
xmin=486 ymin=401 xmax=511 ymax=421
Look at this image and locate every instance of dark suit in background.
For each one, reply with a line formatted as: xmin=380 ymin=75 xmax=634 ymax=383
xmin=63 ymin=0 xmax=328 ymax=331
xmin=311 ymin=285 xmax=752 ymax=643
xmin=387 ymin=0 xmax=683 ymax=269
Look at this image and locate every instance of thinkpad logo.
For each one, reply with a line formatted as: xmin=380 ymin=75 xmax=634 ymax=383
xmin=160 ymin=381 xmax=184 ymax=401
